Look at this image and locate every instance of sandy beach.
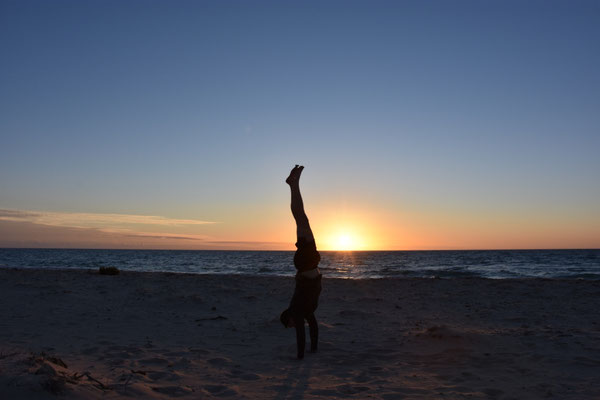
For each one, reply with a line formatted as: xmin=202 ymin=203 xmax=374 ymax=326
xmin=1 ymin=268 xmax=599 ymax=399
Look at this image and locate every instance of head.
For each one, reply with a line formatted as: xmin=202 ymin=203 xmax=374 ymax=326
xmin=280 ymin=309 xmax=295 ymax=328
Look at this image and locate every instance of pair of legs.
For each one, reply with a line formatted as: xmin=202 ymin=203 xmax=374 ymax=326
xmin=292 ymin=313 xmax=318 ymax=359
xmin=287 ymin=165 xmax=315 ymax=244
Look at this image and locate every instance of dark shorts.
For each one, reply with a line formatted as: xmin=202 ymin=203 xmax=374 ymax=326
xmin=294 ymin=237 xmax=321 ymax=272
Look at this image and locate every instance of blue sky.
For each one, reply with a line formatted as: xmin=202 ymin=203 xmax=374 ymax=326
xmin=1 ymin=0 xmax=599 ymax=249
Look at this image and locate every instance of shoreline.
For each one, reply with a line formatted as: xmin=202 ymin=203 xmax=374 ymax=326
xmin=1 ymin=268 xmax=599 ymax=399
xmin=2 ymin=248 xmax=599 ymax=281
xmin=1 ymin=266 xmax=598 ymax=282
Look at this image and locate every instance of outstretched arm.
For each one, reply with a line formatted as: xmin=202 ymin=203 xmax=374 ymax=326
xmin=286 ymin=165 xmax=314 ymax=242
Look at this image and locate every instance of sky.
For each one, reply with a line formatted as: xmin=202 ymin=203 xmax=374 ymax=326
xmin=1 ymin=0 xmax=599 ymax=250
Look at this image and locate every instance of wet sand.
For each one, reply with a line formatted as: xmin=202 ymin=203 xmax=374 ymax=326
xmin=1 ymin=268 xmax=599 ymax=399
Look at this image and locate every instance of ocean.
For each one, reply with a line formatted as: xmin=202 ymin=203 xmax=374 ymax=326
xmin=0 ymin=248 xmax=599 ymax=279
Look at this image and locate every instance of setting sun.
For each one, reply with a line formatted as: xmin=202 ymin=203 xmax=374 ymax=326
xmin=335 ymin=234 xmax=355 ymax=251
xmin=320 ymin=227 xmax=369 ymax=251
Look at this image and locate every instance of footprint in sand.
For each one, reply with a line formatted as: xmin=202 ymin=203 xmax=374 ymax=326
xmin=139 ymin=357 xmax=170 ymax=366
xmin=207 ymin=357 xmax=232 ymax=367
xmin=335 ymin=384 xmax=370 ymax=395
xmin=107 ymin=345 xmax=129 ymax=351
xmin=151 ymin=385 xmax=194 ymax=396
xmin=188 ymin=348 xmax=209 ymax=355
xmin=309 ymin=389 xmax=339 ymax=396
xmin=170 ymin=357 xmax=192 ymax=369
xmin=147 ymin=371 xmax=182 ymax=381
xmin=163 ymin=351 xmax=188 ymax=357
xmin=108 ymin=350 xmax=137 ymax=360
xmin=239 ymin=373 xmax=260 ymax=381
xmin=338 ymin=310 xmax=370 ymax=318
xmin=203 ymin=384 xmax=238 ymax=397
xmin=81 ymin=347 xmax=98 ymax=355
xmin=483 ymin=387 xmax=504 ymax=397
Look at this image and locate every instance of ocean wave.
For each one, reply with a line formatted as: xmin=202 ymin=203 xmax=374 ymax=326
xmin=1 ymin=249 xmax=599 ymax=280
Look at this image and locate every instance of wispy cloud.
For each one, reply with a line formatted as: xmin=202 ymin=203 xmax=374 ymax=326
xmin=0 ymin=209 xmax=293 ymax=249
xmin=0 ymin=208 xmax=216 ymax=231
xmin=121 ymin=233 xmax=206 ymax=241
xmin=205 ymin=240 xmax=287 ymax=246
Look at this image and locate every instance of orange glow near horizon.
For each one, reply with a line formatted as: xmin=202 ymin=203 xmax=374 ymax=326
xmin=1 ymin=205 xmax=599 ymax=251
xmin=310 ymin=204 xmax=398 ymax=251
xmin=326 ymin=232 xmax=359 ymax=251
xmin=316 ymin=222 xmax=380 ymax=251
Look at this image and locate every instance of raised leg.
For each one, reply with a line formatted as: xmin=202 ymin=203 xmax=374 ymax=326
xmin=286 ymin=165 xmax=315 ymax=242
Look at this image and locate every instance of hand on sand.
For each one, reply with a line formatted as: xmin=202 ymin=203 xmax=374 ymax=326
xmin=286 ymin=165 xmax=304 ymax=185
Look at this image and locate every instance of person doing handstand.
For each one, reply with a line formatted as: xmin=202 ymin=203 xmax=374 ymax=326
xmin=280 ymin=165 xmax=322 ymax=360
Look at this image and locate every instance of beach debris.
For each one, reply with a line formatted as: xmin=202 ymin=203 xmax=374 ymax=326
xmin=131 ymin=369 xmax=147 ymax=375
xmin=26 ymin=352 xmax=114 ymax=393
xmin=82 ymin=371 xmax=111 ymax=391
xmin=26 ymin=353 xmax=93 ymax=395
xmin=99 ymin=266 xmax=120 ymax=275
xmin=29 ymin=352 xmax=68 ymax=368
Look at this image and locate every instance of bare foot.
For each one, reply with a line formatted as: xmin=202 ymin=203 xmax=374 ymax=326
xmin=286 ymin=165 xmax=304 ymax=185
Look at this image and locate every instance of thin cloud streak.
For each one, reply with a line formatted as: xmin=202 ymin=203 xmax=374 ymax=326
xmin=121 ymin=233 xmax=206 ymax=241
xmin=0 ymin=218 xmax=288 ymax=250
xmin=205 ymin=240 xmax=287 ymax=246
xmin=0 ymin=208 xmax=216 ymax=230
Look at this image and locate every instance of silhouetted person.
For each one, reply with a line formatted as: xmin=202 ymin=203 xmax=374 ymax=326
xmin=280 ymin=165 xmax=322 ymax=360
